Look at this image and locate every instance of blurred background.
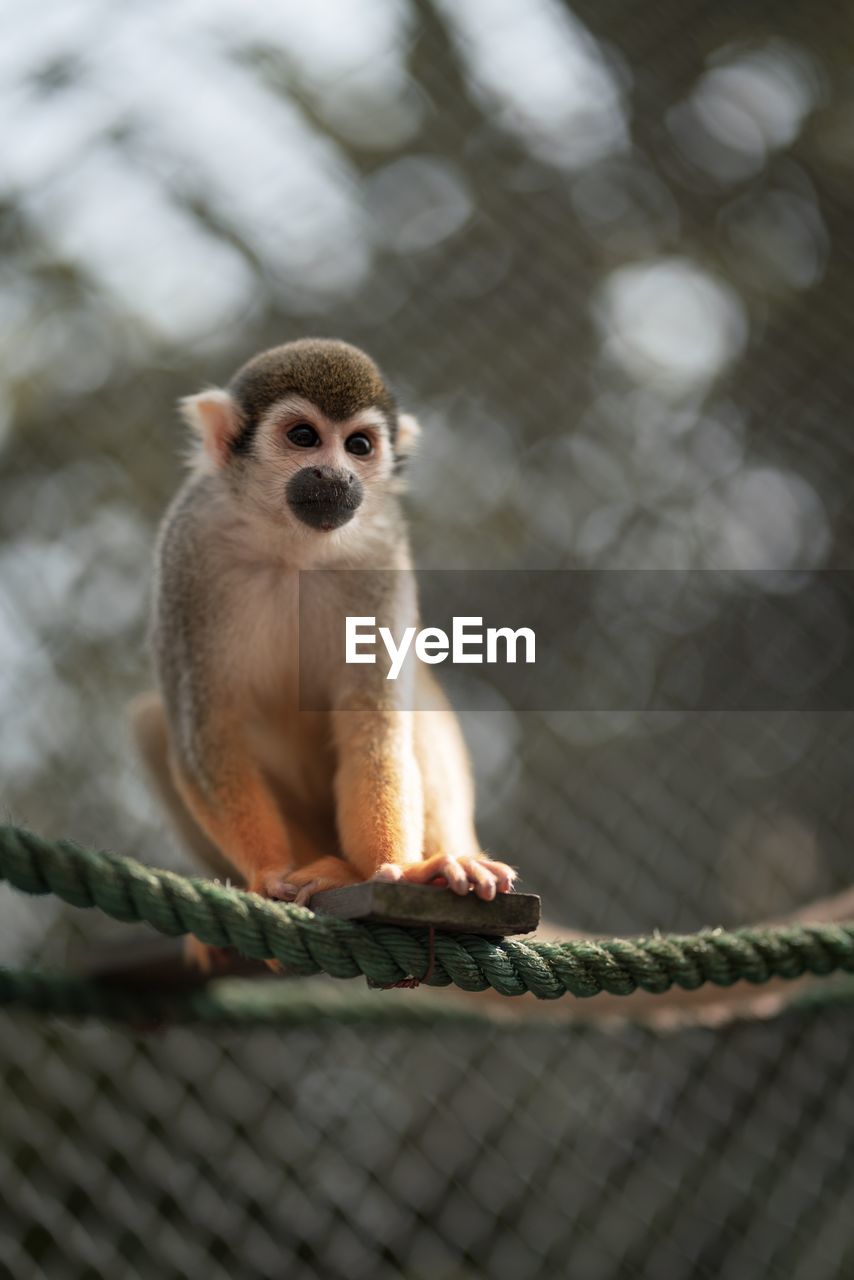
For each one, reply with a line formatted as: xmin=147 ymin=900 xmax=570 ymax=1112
xmin=1 ymin=0 xmax=854 ymax=1276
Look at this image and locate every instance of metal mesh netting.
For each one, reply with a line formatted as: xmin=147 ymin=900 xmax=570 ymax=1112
xmin=1 ymin=0 xmax=853 ymax=1276
xmin=3 ymin=1008 xmax=853 ymax=1280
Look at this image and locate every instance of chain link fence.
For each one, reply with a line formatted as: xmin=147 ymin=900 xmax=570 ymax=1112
xmin=1 ymin=0 xmax=853 ymax=1275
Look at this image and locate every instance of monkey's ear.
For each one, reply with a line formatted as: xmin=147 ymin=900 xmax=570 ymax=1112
xmin=396 ymin=412 xmax=421 ymax=458
xmin=179 ymin=389 xmax=242 ymax=467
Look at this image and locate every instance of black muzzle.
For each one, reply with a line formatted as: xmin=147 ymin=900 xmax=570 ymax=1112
xmin=286 ymin=466 xmax=363 ymax=531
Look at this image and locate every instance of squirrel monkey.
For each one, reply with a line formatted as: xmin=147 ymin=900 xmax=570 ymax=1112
xmin=131 ymin=337 xmax=853 ymax=1017
xmin=132 ymin=339 xmax=515 ymax=952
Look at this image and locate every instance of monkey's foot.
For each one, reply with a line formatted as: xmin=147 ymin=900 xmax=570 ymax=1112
xmin=252 ymin=856 xmax=361 ymax=908
xmin=184 ymin=936 xmax=237 ymax=974
xmin=372 ymin=854 xmax=516 ymax=901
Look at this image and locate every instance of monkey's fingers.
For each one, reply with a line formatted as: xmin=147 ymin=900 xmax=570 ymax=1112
xmin=252 ymin=868 xmax=298 ymax=901
xmin=372 ymin=863 xmax=404 ymax=883
xmin=253 ymin=856 xmax=362 ymax=907
xmin=292 ymin=880 xmax=332 ymax=907
xmin=474 ymin=857 xmax=517 ymax=894
xmin=373 ymin=854 xmax=516 ymax=901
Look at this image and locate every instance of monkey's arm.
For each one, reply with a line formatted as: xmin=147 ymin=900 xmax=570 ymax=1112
xmin=331 ymin=703 xmax=424 ymax=875
xmin=330 ymin=669 xmax=515 ymax=899
xmin=321 ymin=572 xmax=516 ymax=899
xmin=413 ymin=671 xmax=481 ymax=862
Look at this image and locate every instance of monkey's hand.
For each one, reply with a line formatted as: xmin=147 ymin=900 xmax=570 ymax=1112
xmin=251 ymin=856 xmax=362 ymax=908
xmin=372 ymin=854 xmax=516 ymax=902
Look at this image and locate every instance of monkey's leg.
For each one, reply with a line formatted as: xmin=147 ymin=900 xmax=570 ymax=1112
xmin=170 ymin=752 xmax=295 ymax=899
xmin=163 ymin=709 xmax=321 ymax=971
xmin=130 ymin=692 xmax=239 ymax=883
xmin=132 ymin=697 xmax=358 ymax=951
xmin=130 ymin=693 xmax=252 ymax=971
xmin=372 ymin=678 xmax=516 ymax=901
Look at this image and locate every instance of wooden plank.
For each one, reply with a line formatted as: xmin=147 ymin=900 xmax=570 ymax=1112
xmin=311 ymin=882 xmax=540 ymax=937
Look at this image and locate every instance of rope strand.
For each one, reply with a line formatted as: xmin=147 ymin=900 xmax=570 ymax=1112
xmin=2 ymin=825 xmax=854 ymax=1001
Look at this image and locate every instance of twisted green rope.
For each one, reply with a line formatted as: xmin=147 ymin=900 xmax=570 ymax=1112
xmin=0 ymin=969 xmax=495 ymax=1027
xmin=2 ymin=967 xmax=851 ymax=1029
xmin=2 ymin=825 xmax=854 ymax=1001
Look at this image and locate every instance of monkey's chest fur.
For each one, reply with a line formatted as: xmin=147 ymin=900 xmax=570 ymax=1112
xmin=155 ymin=477 xmax=415 ymax=864
xmin=228 ymin=565 xmax=337 ymax=813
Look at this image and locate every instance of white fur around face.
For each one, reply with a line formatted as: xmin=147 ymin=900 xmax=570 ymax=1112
xmin=236 ymin=395 xmax=401 ymax=551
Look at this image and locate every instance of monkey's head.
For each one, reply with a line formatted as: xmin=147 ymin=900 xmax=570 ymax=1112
xmin=180 ymin=339 xmax=419 ymax=538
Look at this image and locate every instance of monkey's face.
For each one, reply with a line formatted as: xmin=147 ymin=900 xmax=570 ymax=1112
xmin=252 ymin=393 xmax=391 ymax=533
xmin=180 ymin=339 xmax=420 ymax=548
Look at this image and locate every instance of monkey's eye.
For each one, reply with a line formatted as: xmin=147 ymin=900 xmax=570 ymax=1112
xmin=345 ymin=433 xmax=373 ymax=457
xmin=287 ymin=423 xmax=320 ymax=447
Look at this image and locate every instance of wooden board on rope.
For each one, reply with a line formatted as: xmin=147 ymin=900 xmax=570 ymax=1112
xmin=311 ymin=882 xmax=540 ymax=937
